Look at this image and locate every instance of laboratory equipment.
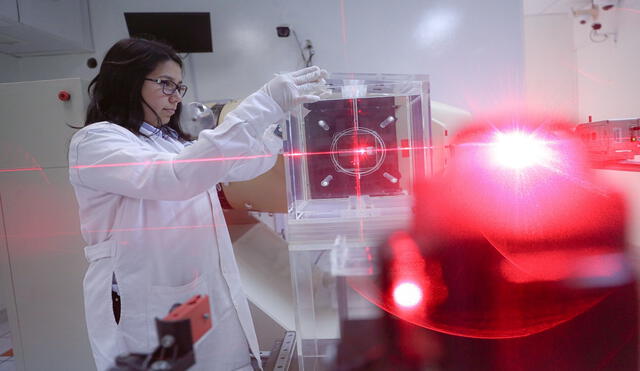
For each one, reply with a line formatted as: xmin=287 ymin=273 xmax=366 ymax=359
xmin=283 ymin=73 xmax=433 ymax=370
xmin=110 ymin=294 xmax=295 ymax=371
xmin=575 ymin=118 xmax=640 ymax=165
xmin=333 ymin=114 xmax=638 ymax=370
xmin=110 ymin=295 xmax=211 ymax=371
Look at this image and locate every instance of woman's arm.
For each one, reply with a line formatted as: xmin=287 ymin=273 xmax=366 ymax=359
xmin=69 ymin=91 xmax=284 ymax=201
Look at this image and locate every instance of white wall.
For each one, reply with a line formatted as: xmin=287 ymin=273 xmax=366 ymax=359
xmin=523 ymin=2 xmax=640 ymax=252
xmin=523 ymin=1 xmax=640 ymax=123
xmin=1 ymin=0 xmax=525 ymax=114
xmin=524 ymin=13 xmax=579 ymax=122
xmin=574 ymin=1 xmax=640 ymax=121
xmin=192 ymin=0 xmax=525 ymax=110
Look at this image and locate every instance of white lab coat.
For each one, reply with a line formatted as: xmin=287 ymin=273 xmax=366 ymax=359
xmin=68 ymin=91 xmax=284 ymax=371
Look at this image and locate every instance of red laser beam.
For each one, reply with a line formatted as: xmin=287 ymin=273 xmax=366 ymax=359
xmin=1 ymin=223 xmax=229 ymax=239
xmin=0 ymin=167 xmax=44 ymax=173
xmin=71 ymin=153 xmax=273 ymax=169
xmin=1 ymin=145 xmax=433 ymax=173
xmin=618 ymin=7 xmax=640 ymax=15
xmin=339 ymin=0 xmax=349 ymax=66
xmin=86 ymin=224 xmax=219 ymax=234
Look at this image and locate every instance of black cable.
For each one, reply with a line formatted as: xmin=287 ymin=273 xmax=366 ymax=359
xmin=306 ymin=47 xmax=315 ymax=67
xmin=304 ymin=42 xmax=315 ymax=67
xmin=291 ymin=29 xmax=315 ymax=67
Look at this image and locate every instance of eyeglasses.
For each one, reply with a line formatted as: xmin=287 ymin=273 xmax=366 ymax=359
xmin=144 ymin=78 xmax=188 ymax=97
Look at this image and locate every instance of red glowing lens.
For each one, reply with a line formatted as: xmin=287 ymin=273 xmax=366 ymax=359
xmin=490 ymin=131 xmax=553 ymax=169
xmin=393 ymin=282 xmax=423 ymax=308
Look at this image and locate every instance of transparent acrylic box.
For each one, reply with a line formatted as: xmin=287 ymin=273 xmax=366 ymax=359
xmin=285 ymin=73 xmax=431 ymax=223
xmin=283 ymin=73 xmax=432 ymax=370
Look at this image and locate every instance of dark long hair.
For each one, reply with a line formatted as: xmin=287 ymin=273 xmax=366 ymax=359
xmin=84 ymin=38 xmax=188 ymax=140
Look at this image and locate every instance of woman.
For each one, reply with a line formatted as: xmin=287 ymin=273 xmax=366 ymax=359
xmin=68 ymin=38 xmax=327 ymax=371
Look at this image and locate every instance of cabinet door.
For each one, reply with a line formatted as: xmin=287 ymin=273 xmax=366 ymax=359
xmin=0 ymin=0 xmax=18 ymax=22
xmin=0 ymin=78 xmax=95 ymax=371
xmin=0 ymin=79 xmax=87 ymax=170
xmin=17 ymin=0 xmax=92 ymax=50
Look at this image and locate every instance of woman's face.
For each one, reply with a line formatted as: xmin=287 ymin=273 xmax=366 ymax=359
xmin=141 ymin=60 xmax=184 ymax=127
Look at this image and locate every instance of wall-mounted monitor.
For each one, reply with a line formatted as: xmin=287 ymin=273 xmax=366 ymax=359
xmin=124 ymin=12 xmax=213 ymax=53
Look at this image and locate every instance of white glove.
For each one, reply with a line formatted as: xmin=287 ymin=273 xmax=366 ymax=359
xmin=260 ymin=66 xmax=329 ymax=113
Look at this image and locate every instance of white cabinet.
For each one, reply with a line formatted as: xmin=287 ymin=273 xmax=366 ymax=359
xmin=0 ymin=0 xmax=93 ymax=56
xmin=0 ymin=78 xmax=95 ymax=371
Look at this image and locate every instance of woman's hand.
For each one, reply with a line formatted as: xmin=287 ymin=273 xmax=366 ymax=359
xmin=260 ymin=66 xmax=329 ymax=113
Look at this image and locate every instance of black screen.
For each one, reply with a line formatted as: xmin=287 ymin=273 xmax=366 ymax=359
xmin=124 ymin=12 xmax=213 ymax=53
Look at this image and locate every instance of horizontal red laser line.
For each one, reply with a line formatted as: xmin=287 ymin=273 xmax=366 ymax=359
xmin=1 ymin=223 xmax=223 ymax=239
xmin=619 ymin=7 xmax=640 ymax=15
xmin=0 ymin=145 xmax=435 ymax=173
xmin=284 ymin=145 xmax=433 ymax=158
xmin=87 ymin=224 xmax=217 ymax=234
xmin=71 ymin=154 xmax=272 ymax=169
xmin=0 ymin=167 xmax=44 ymax=173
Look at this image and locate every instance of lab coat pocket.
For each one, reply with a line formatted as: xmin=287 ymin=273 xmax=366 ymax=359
xmin=147 ymin=275 xmax=210 ymax=347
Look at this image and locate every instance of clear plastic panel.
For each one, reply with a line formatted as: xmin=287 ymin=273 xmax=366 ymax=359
xmin=284 ymin=73 xmax=431 ymax=223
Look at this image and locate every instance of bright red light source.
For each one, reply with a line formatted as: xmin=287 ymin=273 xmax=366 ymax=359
xmin=490 ymin=131 xmax=553 ymax=169
xmin=355 ymin=146 xmax=374 ymax=156
xmin=393 ymin=282 xmax=423 ymax=308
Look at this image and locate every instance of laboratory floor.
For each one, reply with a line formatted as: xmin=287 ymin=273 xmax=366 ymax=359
xmin=0 ymin=311 xmax=14 ymax=371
